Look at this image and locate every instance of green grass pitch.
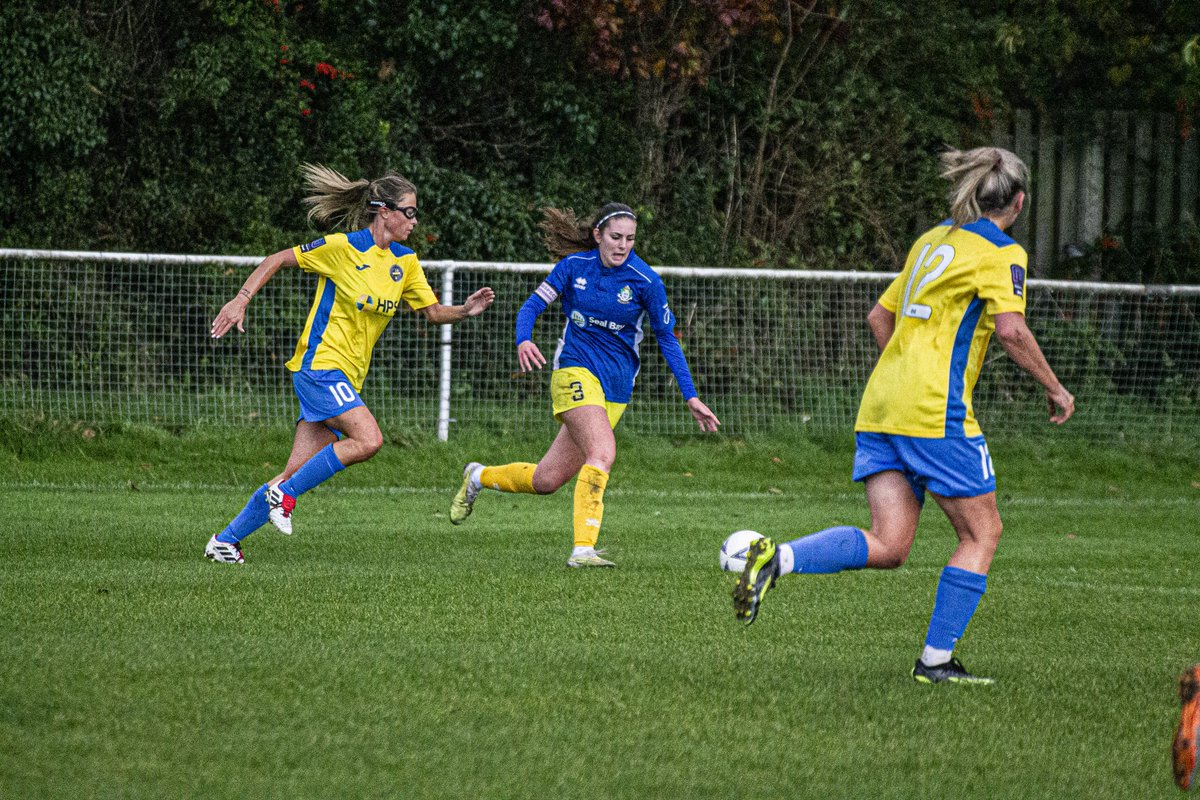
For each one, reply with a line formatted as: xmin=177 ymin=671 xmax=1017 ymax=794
xmin=1 ymin=425 xmax=1197 ymax=798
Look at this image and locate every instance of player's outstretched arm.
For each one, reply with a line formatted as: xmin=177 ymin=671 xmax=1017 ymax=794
xmin=420 ymin=287 xmax=496 ymax=324
xmin=994 ymin=311 xmax=1075 ymax=424
xmin=210 ymin=248 xmax=297 ymax=339
xmin=460 ymin=287 xmax=496 ymax=317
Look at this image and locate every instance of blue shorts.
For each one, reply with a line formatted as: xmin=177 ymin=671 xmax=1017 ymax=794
xmin=292 ymin=369 xmax=364 ymax=423
xmin=852 ymin=432 xmax=996 ymax=503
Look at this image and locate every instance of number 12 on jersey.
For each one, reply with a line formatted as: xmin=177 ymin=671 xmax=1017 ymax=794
xmin=901 ymin=243 xmax=956 ymax=320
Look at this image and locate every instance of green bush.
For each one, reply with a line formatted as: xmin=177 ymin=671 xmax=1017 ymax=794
xmin=0 ymin=0 xmax=1195 ymax=272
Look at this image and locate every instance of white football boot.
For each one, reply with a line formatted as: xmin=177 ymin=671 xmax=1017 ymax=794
xmin=204 ymin=535 xmax=244 ymax=564
xmin=566 ymin=547 xmax=616 ymax=568
xmin=266 ymin=482 xmax=295 ymax=535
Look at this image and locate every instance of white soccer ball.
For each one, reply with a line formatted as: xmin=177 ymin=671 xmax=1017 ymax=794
xmin=720 ymin=530 xmax=764 ymax=573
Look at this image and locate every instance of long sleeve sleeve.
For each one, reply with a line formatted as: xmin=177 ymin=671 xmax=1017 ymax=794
xmin=646 ymin=281 xmax=697 ymax=400
xmin=515 ymin=293 xmax=548 ymax=345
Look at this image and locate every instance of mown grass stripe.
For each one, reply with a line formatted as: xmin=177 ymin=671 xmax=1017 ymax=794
xmin=3 ymin=479 xmax=1196 ymax=508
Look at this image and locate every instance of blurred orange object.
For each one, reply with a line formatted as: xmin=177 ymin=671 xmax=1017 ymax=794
xmin=1174 ymin=664 xmax=1200 ymax=791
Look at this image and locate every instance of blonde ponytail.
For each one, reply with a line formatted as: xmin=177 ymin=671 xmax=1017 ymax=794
xmin=300 ymin=163 xmax=417 ymax=231
xmin=940 ymin=147 xmax=1029 ymax=229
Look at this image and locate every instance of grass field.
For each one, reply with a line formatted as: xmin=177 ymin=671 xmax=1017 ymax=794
xmin=1 ymin=423 xmax=1198 ymax=798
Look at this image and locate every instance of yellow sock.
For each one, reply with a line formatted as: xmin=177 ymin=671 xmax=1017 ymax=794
xmin=573 ymin=464 xmax=609 ymax=548
xmin=480 ymin=463 xmax=537 ymax=494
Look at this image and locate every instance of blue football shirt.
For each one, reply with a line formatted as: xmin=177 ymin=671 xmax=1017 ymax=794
xmin=529 ymin=250 xmax=687 ymax=404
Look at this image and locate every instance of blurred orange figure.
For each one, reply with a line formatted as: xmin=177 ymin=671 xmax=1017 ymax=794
xmin=1175 ymin=664 xmax=1200 ymax=791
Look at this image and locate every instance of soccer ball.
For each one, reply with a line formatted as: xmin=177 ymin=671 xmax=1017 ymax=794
xmin=720 ymin=530 xmax=764 ymax=573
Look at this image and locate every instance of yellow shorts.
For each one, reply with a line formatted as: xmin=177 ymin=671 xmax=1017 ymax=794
xmin=550 ymin=367 xmax=626 ymax=429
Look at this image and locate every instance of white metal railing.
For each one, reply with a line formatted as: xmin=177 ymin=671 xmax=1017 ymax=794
xmin=2 ymin=248 xmax=1198 ymax=440
xmin=7 ymin=247 xmax=1200 ymax=292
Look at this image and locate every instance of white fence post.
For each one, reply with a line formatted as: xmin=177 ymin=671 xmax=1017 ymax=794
xmin=437 ymin=263 xmax=455 ymax=442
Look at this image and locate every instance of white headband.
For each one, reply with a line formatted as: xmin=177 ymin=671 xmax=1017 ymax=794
xmin=594 ymin=210 xmax=637 ymax=229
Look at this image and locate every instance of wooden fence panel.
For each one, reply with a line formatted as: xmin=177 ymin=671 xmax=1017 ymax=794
xmin=1106 ymin=112 xmax=1130 ymax=233
xmin=992 ymin=110 xmax=1199 ymax=274
xmin=1012 ymin=109 xmax=1034 ymax=246
xmin=1156 ymin=113 xmax=1177 ymax=230
xmin=1181 ymin=130 xmax=1198 ymax=225
xmin=1132 ymin=116 xmax=1154 ymax=226
xmin=1057 ymin=136 xmax=1079 ymax=262
xmin=1034 ymin=114 xmax=1058 ymax=275
xmin=1081 ymin=136 xmax=1105 ymax=249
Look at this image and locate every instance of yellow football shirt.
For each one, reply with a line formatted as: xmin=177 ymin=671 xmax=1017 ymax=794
xmin=285 ymin=229 xmax=438 ymax=390
xmin=855 ymin=218 xmax=1028 ymax=438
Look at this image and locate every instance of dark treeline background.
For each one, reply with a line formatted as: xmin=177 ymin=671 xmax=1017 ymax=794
xmin=3 ymin=0 xmax=1198 ymax=277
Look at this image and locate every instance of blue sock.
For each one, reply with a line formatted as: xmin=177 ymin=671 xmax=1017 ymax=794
xmin=782 ymin=526 xmax=869 ymax=574
xmin=279 ymin=444 xmax=346 ymax=497
xmin=923 ymin=566 xmax=988 ymax=650
xmin=216 ymin=484 xmax=270 ymax=544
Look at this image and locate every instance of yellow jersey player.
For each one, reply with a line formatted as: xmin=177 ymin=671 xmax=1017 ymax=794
xmin=204 ymin=164 xmax=494 ymax=564
xmin=733 ymin=147 xmax=1075 ymax=684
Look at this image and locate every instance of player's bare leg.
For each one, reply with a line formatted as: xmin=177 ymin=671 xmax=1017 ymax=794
xmin=267 ymin=407 xmax=381 ymax=535
xmin=911 ymin=491 xmax=1002 ymax=685
xmin=862 ymin=470 xmax=922 ymax=568
xmin=451 ymin=423 xmax=588 ymax=526
xmin=531 ymin=423 xmax=588 ymax=494
xmin=933 ymin=491 xmax=1003 ymax=575
xmin=264 ymin=422 xmax=339 ymax=534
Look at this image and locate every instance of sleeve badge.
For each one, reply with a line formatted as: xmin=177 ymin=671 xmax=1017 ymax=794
xmin=1010 ymin=264 xmax=1026 ymax=298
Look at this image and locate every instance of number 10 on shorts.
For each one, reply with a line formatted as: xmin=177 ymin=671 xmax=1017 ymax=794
xmin=978 ymin=443 xmax=994 ymax=480
xmin=327 ymin=381 xmax=356 ymax=407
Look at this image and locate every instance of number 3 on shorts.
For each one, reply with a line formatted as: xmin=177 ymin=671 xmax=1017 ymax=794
xmin=569 ymin=381 xmax=585 ymax=402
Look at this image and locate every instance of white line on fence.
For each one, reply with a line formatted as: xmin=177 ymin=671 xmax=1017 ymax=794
xmin=4 ymin=247 xmax=1199 ymax=294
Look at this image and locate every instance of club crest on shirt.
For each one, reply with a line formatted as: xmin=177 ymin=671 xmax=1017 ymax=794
xmin=390 ymin=264 xmax=404 ymax=282
xmin=1010 ymin=264 xmax=1026 ymax=297
xmin=571 ymin=310 xmax=586 ymax=328
xmin=299 ymin=237 xmax=326 ymax=253
xmin=574 ymin=277 xmax=588 ymax=291
xmin=616 ymin=285 xmax=633 ymax=304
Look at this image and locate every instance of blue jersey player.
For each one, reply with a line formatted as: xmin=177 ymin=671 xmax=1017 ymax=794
xmin=204 ymin=164 xmax=494 ymax=564
xmin=450 ymin=203 xmax=720 ymax=567
xmin=732 ymin=148 xmax=1075 ymax=684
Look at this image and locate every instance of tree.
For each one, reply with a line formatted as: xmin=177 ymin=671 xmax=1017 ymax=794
xmin=535 ymin=0 xmax=779 ymax=202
